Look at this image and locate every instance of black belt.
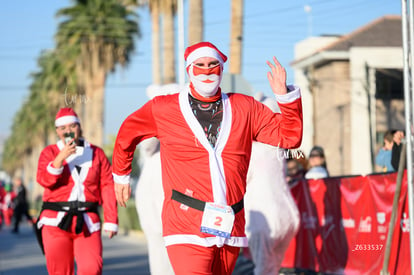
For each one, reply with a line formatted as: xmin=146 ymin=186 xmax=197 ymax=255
xmin=41 ymin=201 xmax=99 ymax=234
xmin=171 ymin=190 xmax=244 ymax=214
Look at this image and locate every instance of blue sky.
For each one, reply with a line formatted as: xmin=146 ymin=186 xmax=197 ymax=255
xmin=0 ymin=0 xmax=401 ymax=142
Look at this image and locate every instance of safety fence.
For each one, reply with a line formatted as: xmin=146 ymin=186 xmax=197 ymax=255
xmin=281 ymin=171 xmax=410 ymax=274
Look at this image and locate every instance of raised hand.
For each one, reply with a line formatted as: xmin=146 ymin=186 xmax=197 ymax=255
xmin=52 ymin=139 xmax=76 ymax=168
xmin=266 ymin=56 xmax=287 ymax=96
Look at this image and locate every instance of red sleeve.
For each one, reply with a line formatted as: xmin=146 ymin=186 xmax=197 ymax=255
xmin=112 ymin=99 xmax=158 ymax=177
xmin=96 ymin=147 xmax=118 ymax=225
xmin=36 ymin=145 xmax=63 ymax=188
xmin=253 ymin=97 xmax=303 ymax=149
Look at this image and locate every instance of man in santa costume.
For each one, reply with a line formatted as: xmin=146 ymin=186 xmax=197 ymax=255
xmin=36 ymin=107 xmax=118 ymax=275
xmin=0 ymin=183 xmax=16 ymax=229
xmin=112 ymin=41 xmax=303 ymax=274
xmin=0 ymin=183 xmax=5 ymax=230
xmin=2 ymin=183 xmax=16 ymax=227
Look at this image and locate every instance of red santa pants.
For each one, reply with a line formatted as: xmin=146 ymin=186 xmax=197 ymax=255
xmin=3 ymin=209 xmax=13 ymax=225
xmin=42 ymin=224 xmax=103 ymax=275
xmin=166 ymin=243 xmax=240 ymax=275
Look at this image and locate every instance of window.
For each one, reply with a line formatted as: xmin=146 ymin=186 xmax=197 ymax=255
xmin=375 ymin=69 xmax=403 ymax=100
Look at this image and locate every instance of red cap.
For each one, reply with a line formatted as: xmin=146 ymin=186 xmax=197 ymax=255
xmin=184 ymin=42 xmax=227 ymax=67
xmin=55 ymin=107 xmax=80 ymax=127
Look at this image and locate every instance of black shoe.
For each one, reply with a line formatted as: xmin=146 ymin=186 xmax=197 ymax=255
xmin=11 ymin=229 xmax=18 ymax=234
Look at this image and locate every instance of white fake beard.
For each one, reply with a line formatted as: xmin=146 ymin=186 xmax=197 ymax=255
xmin=188 ymin=65 xmax=222 ymax=97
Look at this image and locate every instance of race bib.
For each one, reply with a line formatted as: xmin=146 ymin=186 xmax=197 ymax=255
xmin=200 ymin=202 xmax=235 ymax=238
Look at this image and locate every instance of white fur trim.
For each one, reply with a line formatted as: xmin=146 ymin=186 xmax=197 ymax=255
xmin=103 ymin=222 xmax=118 ymax=232
xmin=47 ymin=162 xmax=64 ymax=175
xmin=83 ymin=213 xmax=101 ymax=232
xmin=55 ymin=115 xmax=80 ymax=127
xmin=37 ymin=216 xmax=61 ymax=228
xmin=113 ymin=173 xmax=130 ymax=185
xmin=164 ymin=234 xmax=248 ymax=247
xmin=179 ymin=87 xmax=231 ymax=205
xmin=186 ymin=47 xmax=224 ymax=67
xmin=274 ymin=85 xmax=301 ymax=104
xmin=38 ymin=214 xmax=103 ymax=234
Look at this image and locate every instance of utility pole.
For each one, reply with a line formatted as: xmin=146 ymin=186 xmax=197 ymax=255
xmin=382 ymin=1 xmax=414 ymax=274
xmin=304 ymin=5 xmax=312 ymax=37
xmin=401 ymin=0 xmax=414 ymax=272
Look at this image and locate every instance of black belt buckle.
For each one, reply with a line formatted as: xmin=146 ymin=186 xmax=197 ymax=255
xmin=171 ymin=189 xmax=244 ymax=214
xmin=73 ymin=200 xmax=80 ymax=209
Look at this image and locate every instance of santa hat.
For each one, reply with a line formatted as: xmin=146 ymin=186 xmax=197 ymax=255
xmin=184 ymin=42 xmax=228 ymax=67
xmin=55 ymin=107 xmax=80 ymax=127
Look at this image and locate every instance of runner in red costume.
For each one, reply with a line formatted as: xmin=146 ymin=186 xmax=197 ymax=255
xmin=112 ymin=41 xmax=303 ymax=275
xmin=36 ymin=107 xmax=118 ymax=275
xmin=1 ymin=184 xmax=15 ymax=226
xmin=0 ymin=184 xmax=5 ymax=229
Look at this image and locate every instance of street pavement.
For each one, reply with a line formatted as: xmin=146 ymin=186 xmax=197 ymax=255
xmin=0 ymin=222 xmax=150 ymax=275
xmin=0 ymin=222 xmax=257 ymax=275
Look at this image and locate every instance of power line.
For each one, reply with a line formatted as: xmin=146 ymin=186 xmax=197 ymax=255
xmin=0 ymin=0 xmax=395 ymax=56
xmin=0 ymin=82 xmax=151 ymax=92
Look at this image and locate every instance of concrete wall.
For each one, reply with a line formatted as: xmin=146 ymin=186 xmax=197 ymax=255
xmin=292 ymin=36 xmax=341 ymax=161
xmin=312 ymin=61 xmax=351 ymax=176
xmin=294 ymin=36 xmax=340 ymax=60
xmin=293 ymin=69 xmax=313 ymax=155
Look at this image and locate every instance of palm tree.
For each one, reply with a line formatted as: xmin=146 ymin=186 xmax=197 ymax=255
xmin=55 ymin=0 xmax=140 ymax=146
xmin=188 ymin=0 xmax=204 ymax=46
xmin=2 ymin=50 xmax=71 ymax=174
xmin=2 ymin=50 xmax=75 ymax=199
xmin=229 ymin=0 xmax=244 ymax=74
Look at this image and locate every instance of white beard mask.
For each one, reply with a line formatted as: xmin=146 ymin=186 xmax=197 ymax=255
xmin=188 ymin=63 xmax=223 ymax=97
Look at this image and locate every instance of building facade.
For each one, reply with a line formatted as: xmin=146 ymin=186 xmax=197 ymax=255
xmin=291 ymin=16 xmax=404 ymax=176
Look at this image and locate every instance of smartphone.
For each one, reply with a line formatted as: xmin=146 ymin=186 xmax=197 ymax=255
xmin=64 ymin=132 xmax=75 ymax=145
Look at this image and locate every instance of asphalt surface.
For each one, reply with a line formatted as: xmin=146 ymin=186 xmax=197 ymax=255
xmin=0 ymin=222 xmax=150 ymax=275
xmin=0 ymin=222 xmax=259 ymax=275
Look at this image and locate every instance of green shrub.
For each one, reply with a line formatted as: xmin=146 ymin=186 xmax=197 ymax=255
xmin=117 ymin=199 xmax=142 ymax=233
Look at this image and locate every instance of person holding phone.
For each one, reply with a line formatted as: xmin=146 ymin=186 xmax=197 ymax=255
xmin=36 ymin=107 xmax=118 ymax=275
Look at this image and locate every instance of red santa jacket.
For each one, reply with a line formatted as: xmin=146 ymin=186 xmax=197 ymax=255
xmin=37 ymin=139 xmax=118 ymax=233
xmin=0 ymin=185 xmax=5 ymax=211
xmin=112 ymin=85 xmax=302 ymax=247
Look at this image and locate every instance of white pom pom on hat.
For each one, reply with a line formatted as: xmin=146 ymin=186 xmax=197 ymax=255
xmin=55 ymin=107 xmax=80 ymax=127
xmin=184 ymin=41 xmax=228 ymax=67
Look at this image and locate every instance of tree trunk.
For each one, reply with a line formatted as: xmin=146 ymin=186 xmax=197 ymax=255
xmin=151 ymin=1 xmax=162 ymax=84
xmin=229 ymin=0 xmax=244 ymax=74
xmin=83 ymin=69 xmax=106 ymax=147
xmin=162 ymin=2 xmax=176 ymax=84
xmin=78 ymin=39 xmax=106 ymax=147
xmin=188 ymin=0 xmax=204 ymax=45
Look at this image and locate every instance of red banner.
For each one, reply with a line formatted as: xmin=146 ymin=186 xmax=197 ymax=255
xmin=281 ymin=172 xmax=411 ymax=274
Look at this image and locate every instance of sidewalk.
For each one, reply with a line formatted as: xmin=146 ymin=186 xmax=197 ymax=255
xmin=0 ymin=223 xmax=150 ymax=275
